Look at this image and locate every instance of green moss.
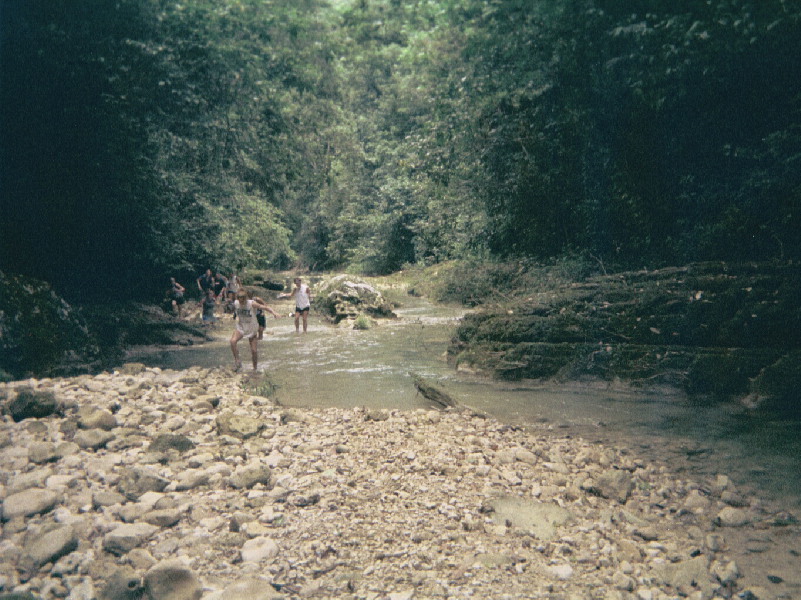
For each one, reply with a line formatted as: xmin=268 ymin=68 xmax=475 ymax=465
xmin=387 ymin=256 xmax=596 ymax=307
xmin=243 ymin=374 xmax=279 ymax=399
xmin=353 ymin=315 xmax=373 ymax=330
xmin=0 ymin=271 xmax=99 ymax=378
xmin=685 ymin=349 xmax=777 ymax=397
xmin=446 ymin=261 xmax=801 ymax=406
xmin=750 ymin=351 xmax=801 ymax=414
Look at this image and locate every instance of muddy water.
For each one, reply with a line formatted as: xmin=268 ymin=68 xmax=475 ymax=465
xmin=128 ymin=296 xmax=801 ymax=510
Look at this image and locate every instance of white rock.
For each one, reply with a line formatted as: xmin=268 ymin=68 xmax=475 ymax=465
xmin=8 ymin=469 xmax=52 ymax=494
xmin=612 ymin=571 xmax=635 ymax=591
xmin=240 ymin=536 xmax=279 ymax=563
xmin=143 ymin=559 xmax=202 ymax=600
xmin=545 ymin=563 xmax=574 ymax=580
xmin=714 ymin=506 xmax=751 ymax=527
xmin=64 ymin=577 xmax=96 ymax=600
xmin=102 ymin=523 xmax=159 ymax=555
xmin=635 ymin=588 xmax=654 ymax=600
xmin=203 ymin=577 xmax=278 ymax=600
xmin=514 ymin=448 xmax=537 ymax=464
xmin=682 ymin=489 xmax=710 ymax=512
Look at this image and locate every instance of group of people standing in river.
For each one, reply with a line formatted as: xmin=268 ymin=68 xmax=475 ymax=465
xmin=166 ymin=271 xmax=312 ymax=372
xmin=195 ymin=268 xmax=241 ymax=321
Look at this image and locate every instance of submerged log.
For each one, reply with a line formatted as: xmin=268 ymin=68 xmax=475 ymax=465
xmin=411 ymin=373 xmax=457 ymax=409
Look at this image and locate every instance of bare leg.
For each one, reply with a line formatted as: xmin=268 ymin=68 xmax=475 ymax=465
xmin=301 ymin=310 xmax=308 ymax=333
xmin=294 ymin=312 xmax=301 ymax=333
xmin=249 ymin=335 xmax=259 ymax=370
xmin=230 ymin=330 xmax=244 ymax=370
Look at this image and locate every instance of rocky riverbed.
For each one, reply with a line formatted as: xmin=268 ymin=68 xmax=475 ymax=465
xmin=0 ymin=365 xmax=799 ymax=600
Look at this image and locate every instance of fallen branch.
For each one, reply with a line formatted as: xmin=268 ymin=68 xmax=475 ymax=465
xmin=410 ymin=373 xmax=458 ymax=409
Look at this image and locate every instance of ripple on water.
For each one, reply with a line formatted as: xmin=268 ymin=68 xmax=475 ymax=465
xmin=319 ymin=366 xmax=395 ymax=375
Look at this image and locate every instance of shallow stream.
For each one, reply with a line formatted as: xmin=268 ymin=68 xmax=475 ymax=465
xmin=128 ymin=296 xmax=801 ymax=511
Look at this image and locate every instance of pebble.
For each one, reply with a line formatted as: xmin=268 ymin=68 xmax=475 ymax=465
xmin=0 ymin=366 xmax=798 ymax=599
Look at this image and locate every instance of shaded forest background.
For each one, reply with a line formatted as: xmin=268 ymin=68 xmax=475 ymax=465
xmin=2 ymin=0 xmax=800 ymax=302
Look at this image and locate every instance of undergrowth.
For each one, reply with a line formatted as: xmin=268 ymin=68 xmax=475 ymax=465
xmin=385 ymin=255 xmax=598 ymax=307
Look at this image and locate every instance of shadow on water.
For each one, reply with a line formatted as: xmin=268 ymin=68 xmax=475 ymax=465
xmin=128 ymin=296 xmax=801 ymax=509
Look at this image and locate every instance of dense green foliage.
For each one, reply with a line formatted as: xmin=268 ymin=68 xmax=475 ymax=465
xmin=2 ymin=0 xmax=800 ymax=300
xmin=0 ymin=271 xmax=100 ymax=379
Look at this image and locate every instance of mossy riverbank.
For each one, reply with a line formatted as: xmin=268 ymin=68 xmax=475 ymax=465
xmin=440 ymin=262 xmax=801 ymax=413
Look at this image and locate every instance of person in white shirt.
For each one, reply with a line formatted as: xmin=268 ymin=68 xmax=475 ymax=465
xmin=230 ymin=290 xmax=278 ymax=371
xmin=280 ymin=277 xmax=312 ymax=333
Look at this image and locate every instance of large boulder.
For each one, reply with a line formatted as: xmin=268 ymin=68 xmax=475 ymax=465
xmin=143 ymin=560 xmax=202 ymax=600
xmin=5 ymin=389 xmax=59 ymax=422
xmin=316 ymin=275 xmax=396 ymax=323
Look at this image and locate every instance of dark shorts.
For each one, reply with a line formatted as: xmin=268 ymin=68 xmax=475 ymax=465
xmin=257 ymin=312 xmax=266 ymax=327
xmin=295 ymin=306 xmax=310 ymax=314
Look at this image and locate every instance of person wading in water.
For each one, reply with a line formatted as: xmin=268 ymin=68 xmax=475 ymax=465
xmin=230 ymin=290 xmax=279 ymax=371
xmin=279 ymin=277 xmax=312 ymax=334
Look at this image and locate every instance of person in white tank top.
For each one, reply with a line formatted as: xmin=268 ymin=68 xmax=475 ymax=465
xmin=279 ymin=277 xmax=312 ymax=333
xmin=230 ymin=290 xmax=279 ymax=371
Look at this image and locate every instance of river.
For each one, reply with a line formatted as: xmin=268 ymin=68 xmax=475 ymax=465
xmin=127 ymin=295 xmax=801 ymax=511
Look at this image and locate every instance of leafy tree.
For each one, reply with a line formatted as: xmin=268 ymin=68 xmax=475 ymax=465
xmin=1 ymin=0 xmax=162 ymax=298
xmin=3 ymin=0 xmax=801 ymax=296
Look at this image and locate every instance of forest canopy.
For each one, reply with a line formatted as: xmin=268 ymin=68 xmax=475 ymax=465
xmin=1 ymin=0 xmax=800 ymax=300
